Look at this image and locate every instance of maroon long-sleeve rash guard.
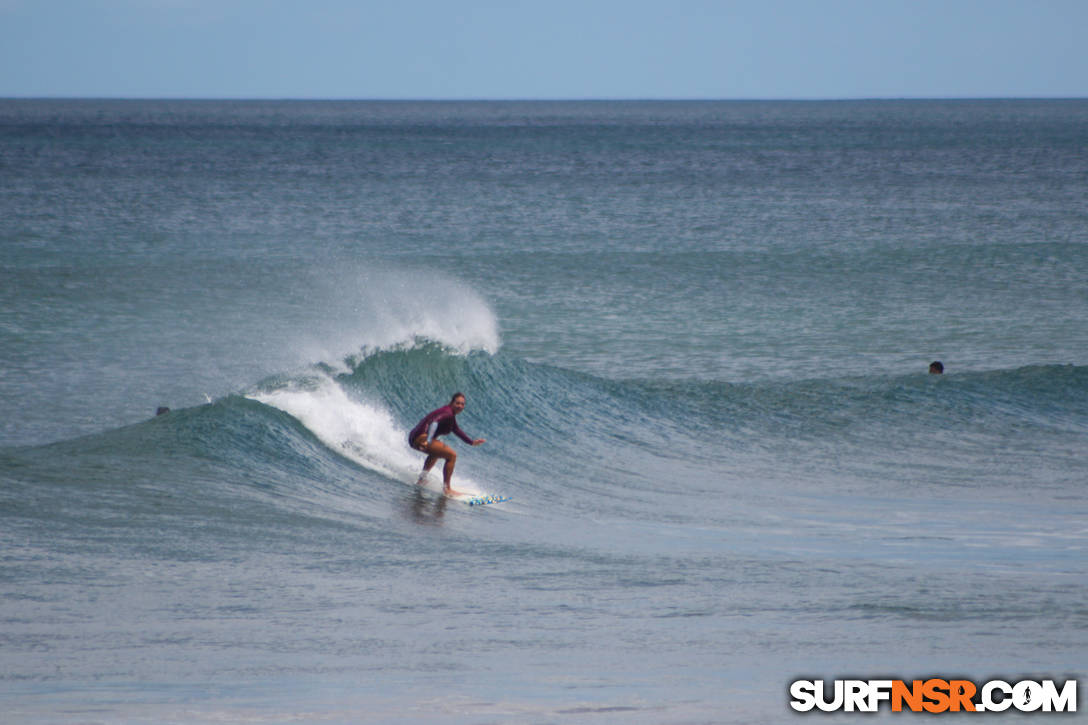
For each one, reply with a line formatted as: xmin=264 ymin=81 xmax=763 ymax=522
xmin=408 ymin=405 xmax=474 ymax=446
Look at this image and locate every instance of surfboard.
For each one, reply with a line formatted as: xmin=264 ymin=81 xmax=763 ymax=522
xmin=459 ymin=494 xmax=511 ymax=507
xmin=414 ymin=474 xmax=509 ymax=506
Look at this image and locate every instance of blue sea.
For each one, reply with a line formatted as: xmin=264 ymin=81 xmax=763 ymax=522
xmin=1 ymin=99 xmax=1086 ymax=723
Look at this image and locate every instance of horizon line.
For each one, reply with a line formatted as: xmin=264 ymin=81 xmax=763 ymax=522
xmin=2 ymin=95 xmax=1086 ymax=103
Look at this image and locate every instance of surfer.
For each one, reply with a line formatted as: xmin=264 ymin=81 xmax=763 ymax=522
xmin=408 ymin=392 xmax=485 ymax=496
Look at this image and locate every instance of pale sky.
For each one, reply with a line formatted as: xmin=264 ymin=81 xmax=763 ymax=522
xmin=1 ymin=0 xmax=1085 ymax=99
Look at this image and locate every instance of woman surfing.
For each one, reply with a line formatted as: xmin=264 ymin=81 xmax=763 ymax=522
xmin=408 ymin=392 xmax=485 ymax=496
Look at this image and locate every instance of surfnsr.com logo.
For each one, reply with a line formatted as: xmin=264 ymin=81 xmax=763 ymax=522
xmin=789 ymin=678 xmax=1077 ymax=713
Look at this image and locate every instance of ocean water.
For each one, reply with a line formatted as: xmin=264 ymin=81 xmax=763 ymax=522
xmin=1 ymin=99 xmax=1086 ymax=723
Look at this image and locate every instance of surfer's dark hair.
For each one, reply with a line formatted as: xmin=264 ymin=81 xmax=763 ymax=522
xmin=450 ymin=392 xmax=466 ymax=404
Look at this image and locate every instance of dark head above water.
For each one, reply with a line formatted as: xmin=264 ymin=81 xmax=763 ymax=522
xmin=929 ymin=361 xmax=944 ymax=374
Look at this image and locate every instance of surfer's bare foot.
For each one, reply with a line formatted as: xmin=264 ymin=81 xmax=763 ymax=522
xmin=416 ymin=473 xmax=428 ymax=486
xmin=444 ymin=487 xmax=463 ymax=497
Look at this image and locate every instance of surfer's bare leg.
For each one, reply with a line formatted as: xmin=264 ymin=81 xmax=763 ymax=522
xmin=417 ymin=456 xmax=434 ymax=484
xmin=416 ymin=438 xmax=461 ymax=495
xmin=412 ymin=435 xmax=433 ymax=484
xmin=431 ymin=440 xmax=461 ymax=494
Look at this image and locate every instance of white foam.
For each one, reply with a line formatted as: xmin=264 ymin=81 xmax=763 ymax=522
xmin=250 ymin=374 xmax=484 ymax=494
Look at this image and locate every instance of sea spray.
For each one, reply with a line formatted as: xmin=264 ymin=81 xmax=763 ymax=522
xmin=290 ymin=265 xmax=502 ymax=373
